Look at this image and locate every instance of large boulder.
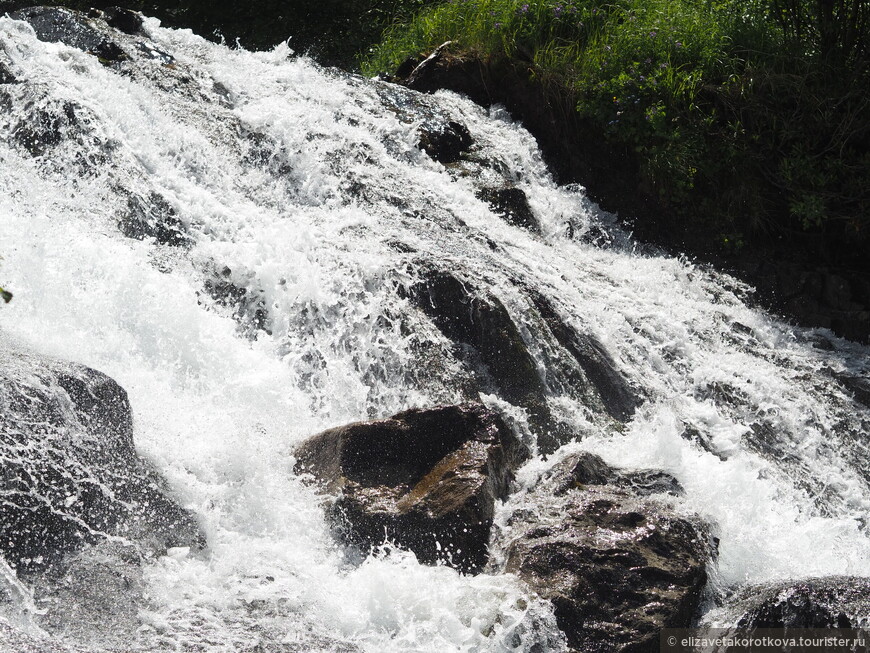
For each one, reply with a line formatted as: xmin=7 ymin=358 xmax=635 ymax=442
xmin=499 ymin=452 xmax=712 ymax=651
xmin=0 ymin=338 xmax=204 ymax=574
xmin=294 ymin=403 xmax=530 ymax=573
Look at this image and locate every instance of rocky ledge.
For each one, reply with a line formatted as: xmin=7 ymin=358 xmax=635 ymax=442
xmin=710 ymin=576 xmax=870 ymax=631
xmin=0 ymin=335 xmax=204 ymax=575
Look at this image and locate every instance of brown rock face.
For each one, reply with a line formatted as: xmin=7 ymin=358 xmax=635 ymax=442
xmin=500 ymin=453 xmax=712 ymax=651
xmin=294 ymin=403 xmax=529 ymax=573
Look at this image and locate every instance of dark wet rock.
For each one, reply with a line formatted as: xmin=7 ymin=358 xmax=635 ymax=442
xmin=530 ymin=292 xmax=641 ymax=423
xmin=200 ymin=266 xmax=270 ymax=335
xmin=413 ymin=270 xmax=541 ymax=405
xmin=553 ymin=452 xmax=684 ymax=498
xmin=0 ymin=340 xmax=204 ymax=574
xmin=723 ymin=577 xmax=870 ymax=630
xmin=500 ymin=452 xmax=711 ymax=651
xmin=119 ymin=192 xmax=191 ymax=248
xmin=836 ymin=373 xmax=870 ymax=409
xmin=410 ymin=269 xmax=569 ymax=453
xmin=478 ymin=186 xmax=540 ymax=233
xmin=10 ymin=6 xmax=104 ymax=51
xmin=91 ymin=39 xmax=127 ymax=64
xmin=12 ymin=101 xmax=79 ymax=157
xmin=394 ymin=54 xmax=422 ymax=80
xmin=404 ymin=41 xmax=456 ymax=92
xmin=417 ymin=120 xmax=473 ymax=164
xmin=9 ymin=6 xmax=126 ymax=63
xmin=102 ymin=7 xmax=144 ymax=36
xmin=0 ymin=60 xmax=17 ymax=85
xmin=295 ymin=403 xmax=530 ymax=574
xmin=32 ymin=541 xmax=145 ymax=644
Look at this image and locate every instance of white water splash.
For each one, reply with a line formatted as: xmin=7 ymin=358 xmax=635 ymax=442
xmin=1 ymin=10 xmax=868 ymax=651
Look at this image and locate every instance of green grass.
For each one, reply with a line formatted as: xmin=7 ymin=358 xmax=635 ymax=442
xmin=364 ymin=0 xmax=870 ymax=251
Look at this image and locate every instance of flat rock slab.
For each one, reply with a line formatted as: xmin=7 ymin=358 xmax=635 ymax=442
xmin=501 ymin=452 xmax=712 ymax=651
xmin=295 ymin=403 xmax=529 ymax=573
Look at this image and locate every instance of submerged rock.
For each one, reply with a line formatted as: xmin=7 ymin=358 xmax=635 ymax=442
xmin=11 ymin=101 xmax=80 ymax=158
xmin=410 ymin=269 xmax=571 ymax=453
xmin=499 ymin=452 xmax=711 ymax=651
xmin=0 ymin=61 xmax=17 ymax=85
xmin=0 ymin=338 xmax=204 ymax=573
xmin=119 ymin=192 xmax=191 ymax=248
xmin=477 ymin=186 xmax=540 ymax=234
xmin=530 ymin=291 xmax=640 ymax=423
xmin=295 ymin=403 xmax=529 ymax=573
xmin=200 ymin=265 xmax=270 ymax=335
xmin=417 ymin=119 xmax=473 ymax=164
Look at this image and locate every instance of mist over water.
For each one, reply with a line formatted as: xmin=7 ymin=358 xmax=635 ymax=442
xmin=1 ymin=11 xmax=868 ymax=651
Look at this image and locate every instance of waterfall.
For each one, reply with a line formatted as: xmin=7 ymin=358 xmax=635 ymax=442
xmin=1 ymin=8 xmax=868 ymax=651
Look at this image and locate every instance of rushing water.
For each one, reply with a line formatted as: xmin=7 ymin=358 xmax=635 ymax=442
xmin=0 ymin=10 xmax=868 ymax=652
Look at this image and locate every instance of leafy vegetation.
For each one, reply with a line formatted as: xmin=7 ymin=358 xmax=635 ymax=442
xmin=364 ymin=0 xmax=870 ymax=252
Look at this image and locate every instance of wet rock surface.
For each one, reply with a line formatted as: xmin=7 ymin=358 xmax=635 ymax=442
xmin=477 ymin=186 xmax=540 ymax=233
xmin=0 ymin=338 xmax=204 ymax=574
xmin=417 ymin=119 xmax=473 ymax=164
xmin=718 ymin=577 xmax=870 ymax=630
xmin=11 ymin=100 xmax=80 ymax=157
xmin=32 ymin=542 xmax=145 ymax=645
xmin=0 ymin=60 xmax=17 ymax=85
xmin=393 ymin=49 xmax=870 ymax=345
xmin=9 ymin=6 xmax=127 ymax=62
xmin=499 ymin=452 xmax=711 ymax=651
xmin=119 ymin=192 xmax=191 ymax=248
xmin=200 ymin=265 xmax=270 ymax=336
xmin=410 ymin=268 xmax=570 ymax=453
xmin=530 ymin=291 xmax=641 ymax=423
xmin=294 ymin=403 xmax=529 ymax=573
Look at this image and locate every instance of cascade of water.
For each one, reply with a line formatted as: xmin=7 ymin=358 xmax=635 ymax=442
xmin=1 ymin=9 xmax=868 ymax=651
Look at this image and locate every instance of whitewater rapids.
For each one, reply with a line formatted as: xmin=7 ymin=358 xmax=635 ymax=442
xmin=0 ymin=10 xmax=868 ymax=651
